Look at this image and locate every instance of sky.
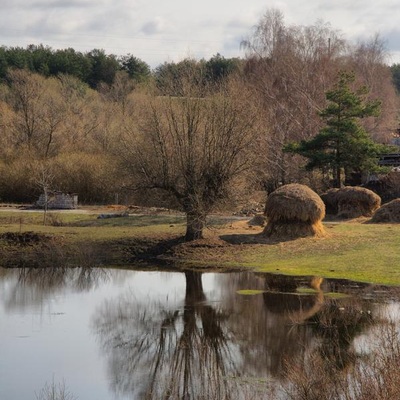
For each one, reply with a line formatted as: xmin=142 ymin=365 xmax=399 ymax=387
xmin=1 ymin=0 xmax=399 ymax=68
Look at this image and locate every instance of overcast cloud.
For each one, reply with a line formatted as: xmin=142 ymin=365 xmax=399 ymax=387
xmin=0 ymin=0 xmax=399 ymax=68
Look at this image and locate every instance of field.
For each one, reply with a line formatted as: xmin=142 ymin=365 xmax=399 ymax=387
xmin=1 ymin=206 xmax=400 ymax=285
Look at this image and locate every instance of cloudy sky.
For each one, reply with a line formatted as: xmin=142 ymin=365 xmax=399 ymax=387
xmin=1 ymin=0 xmax=399 ymax=68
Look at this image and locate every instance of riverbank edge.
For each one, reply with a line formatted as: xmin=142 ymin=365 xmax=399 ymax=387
xmin=1 ymin=208 xmax=400 ymax=285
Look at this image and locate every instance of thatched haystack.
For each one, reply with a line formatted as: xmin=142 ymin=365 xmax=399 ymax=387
xmin=371 ymin=199 xmax=400 ymax=223
xmin=263 ymin=184 xmax=326 ymax=239
xmin=321 ymin=186 xmax=381 ymax=218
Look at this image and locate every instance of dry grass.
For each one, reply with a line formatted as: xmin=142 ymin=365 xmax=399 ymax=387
xmin=283 ymin=321 xmax=400 ymax=400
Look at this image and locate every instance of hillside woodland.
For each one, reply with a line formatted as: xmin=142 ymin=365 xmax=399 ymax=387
xmin=0 ymin=10 xmax=399 ymax=217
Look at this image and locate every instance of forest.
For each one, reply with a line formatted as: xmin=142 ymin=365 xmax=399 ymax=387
xmin=0 ymin=10 xmax=399 ymax=216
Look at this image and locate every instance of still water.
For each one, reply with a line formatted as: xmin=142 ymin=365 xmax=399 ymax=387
xmin=0 ymin=267 xmax=399 ymax=399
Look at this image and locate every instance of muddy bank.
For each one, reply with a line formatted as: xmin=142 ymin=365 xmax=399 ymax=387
xmin=0 ymin=230 xmax=244 ymax=270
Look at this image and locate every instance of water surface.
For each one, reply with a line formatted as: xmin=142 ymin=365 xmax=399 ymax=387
xmin=0 ymin=267 xmax=399 ymax=399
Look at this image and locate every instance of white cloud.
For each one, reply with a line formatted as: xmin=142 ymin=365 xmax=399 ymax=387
xmin=0 ymin=0 xmax=399 ymax=66
xmin=141 ymin=17 xmax=172 ymax=35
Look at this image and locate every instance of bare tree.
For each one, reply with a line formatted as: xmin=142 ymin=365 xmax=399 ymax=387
xmin=347 ymin=34 xmax=399 ymax=143
xmin=7 ymin=70 xmax=66 ymax=158
xmin=121 ymin=77 xmax=260 ymax=240
xmin=242 ymin=9 xmax=346 ymax=189
xmin=7 ymin=69 xmax=45 ymax=150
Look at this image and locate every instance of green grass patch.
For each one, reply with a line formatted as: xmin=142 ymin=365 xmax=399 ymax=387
xmin=237 ymin=222 xmax=400 ymax=286
xmin=0 ymin=211 xmax=185 ymax=245
xmin=68 ymin=214 xmax=186 ymax=228
xmin=236 ymin=289 xmax=265 ymax=295
xmin=296 ymin=287 xmax=319 ymax=294
xmin=296 ymin=288 xmax=349 ymax=298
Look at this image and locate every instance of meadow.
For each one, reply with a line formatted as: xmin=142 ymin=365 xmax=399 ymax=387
xmin=1 ymin=207 xmax=399 ymax=286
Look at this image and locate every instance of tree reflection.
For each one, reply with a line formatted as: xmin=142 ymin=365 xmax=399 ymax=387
xmin=92 ymin=270 xmax=240 ymax=400
xmin=1 ymin=266 xmax=109 ymax=311
xmin=308 ymin=299 xmax=374 ymax=370
xmin=215 ymin=272 xmax=378 ymax=380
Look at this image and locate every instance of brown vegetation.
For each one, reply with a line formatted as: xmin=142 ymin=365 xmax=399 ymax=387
xmin=0 ymin=11 xmax=398 ymax=231
xmin=263 ymin=184 xmax=326 ymax=239
xmin=242 ymin=11 xmax=398 ymax=190
xmin=283 ymin=321 xmax=400 ymax=400
xmin=321 ymin=186 xmax=381 ymax=218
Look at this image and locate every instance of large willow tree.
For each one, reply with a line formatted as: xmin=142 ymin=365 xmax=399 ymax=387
xmin=123 ymin=77 xmax=259 ymax=241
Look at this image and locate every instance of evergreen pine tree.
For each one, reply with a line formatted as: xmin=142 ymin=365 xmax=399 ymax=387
xmin=286 ymin=71 xmax=387 ymax=187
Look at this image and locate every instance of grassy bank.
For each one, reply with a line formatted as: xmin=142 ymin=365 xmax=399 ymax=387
xmin=238 ymin=222 xmax=400 ymax=285
xmin=0 ymin=208 xmax=400 ymax=285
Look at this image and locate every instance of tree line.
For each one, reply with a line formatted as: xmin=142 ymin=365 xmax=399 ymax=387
xmin=0 ymin=9 xmax=399 ymax=239
xmin=0 ymin=45 xmax=241 ymax=90
xmin=4 ymin=42 xmax=399 ymax=95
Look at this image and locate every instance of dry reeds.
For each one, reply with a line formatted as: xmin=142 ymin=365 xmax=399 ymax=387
xmin=371 ymin=198 xmax=400 ymax=223
xmin=321 ymin=186 xmax=381 ymax=218
xmin=263 ymin=184 xmax=326 ymax=239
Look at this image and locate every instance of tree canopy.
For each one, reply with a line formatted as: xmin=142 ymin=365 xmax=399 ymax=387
xmin=0 ymin=44 xmax=151 ymax=89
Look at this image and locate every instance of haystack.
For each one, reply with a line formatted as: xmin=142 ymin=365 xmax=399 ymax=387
xmin=262 ymin=183 xmax=326 ymax=239
xmin=371 ymin=199 xmax=400 ymax=223
xmin=321 ymin=186 xmax=381 ymax=218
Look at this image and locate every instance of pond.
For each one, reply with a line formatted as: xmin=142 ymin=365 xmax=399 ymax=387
xmin=1 ymin=266 xmax=400 ymax=400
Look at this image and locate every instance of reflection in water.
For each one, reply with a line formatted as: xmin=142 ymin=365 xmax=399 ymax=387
xmin=2 ymin=266 xmax=109 ymax=312
xmin=92 ymin=270 xmax=374 ymax=399
xmin=0 ymin=266 xmax=396 ymax=400
xmin=92 ymin=271 xmax=241 ymax=399
xmin=261 ymin=275 xmax=370 ymax=371
xmin=309 ymin=300 xmax=373 ymax=370
xmin=215 ymin=273 xmax=379 ymax=381
xmin=212 ymin=273 xmax=325 ymax=379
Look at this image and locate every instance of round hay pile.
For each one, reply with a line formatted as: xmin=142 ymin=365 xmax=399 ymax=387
xmin=371 ymin=199 xmax=400 ymax=223
xmin=262 ymin=183 xmax=326 ymax=239
xmin=321 ymin=186 xmax=381 ymax=218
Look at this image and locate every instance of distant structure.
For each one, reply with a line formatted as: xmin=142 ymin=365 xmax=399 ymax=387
xmin=36 ymin=191 xmax=78 ymax=209
xmin=378 ymin=153 xmax=400 ymax=167
xmin=380 ymin=128 xmax=400 ymax=167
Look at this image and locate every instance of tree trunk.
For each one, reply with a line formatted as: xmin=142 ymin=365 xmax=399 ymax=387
xmin=185 ymin=211 xmax=206 ymax=241
xmin=184 ymin=271 xmax=205 ymax=303
xmin=334 ymin=166 xmax=345 ymax=188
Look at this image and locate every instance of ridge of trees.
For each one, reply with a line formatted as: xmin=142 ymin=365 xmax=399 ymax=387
xmin=0 ymin=45 xmax=242 ymax=90
xmin=1 ymin=43 xmax=399 ymax=95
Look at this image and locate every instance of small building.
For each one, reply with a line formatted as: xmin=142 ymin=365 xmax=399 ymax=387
xmin=36 ymin=191 xmax=78 ymax=209
xmin=378 ymin=153 xmax=400 ymax=167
